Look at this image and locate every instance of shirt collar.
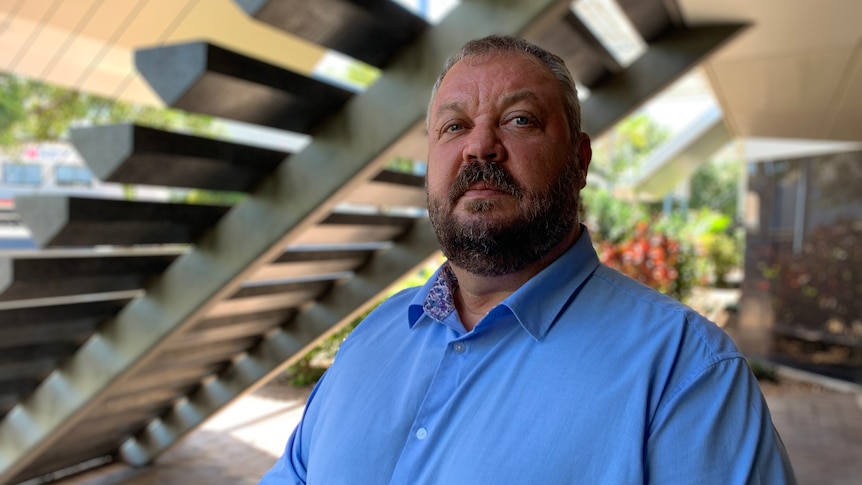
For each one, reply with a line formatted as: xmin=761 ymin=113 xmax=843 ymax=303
xmin=420 ymin=262 xmax=459 ymax=322
xmin=408 ymin=225 xmax=600 ymax=340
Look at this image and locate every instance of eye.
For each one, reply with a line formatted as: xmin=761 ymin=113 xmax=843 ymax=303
xmin=443 ymin=122 xmax=464 ymax=133
xmin=513 ymin=116 xmax=531 ymax=126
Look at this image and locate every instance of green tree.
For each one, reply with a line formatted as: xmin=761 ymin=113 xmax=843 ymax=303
xmin=0 ymin=73 xmax=216 ymax=149
xmin=385 ymin=157 xmax=424 ymax=175
xmin=581 ymin=186 xmax=650 ymax=243
xmin=585 ymin=113 xmax=746 ymax=294
xmin=689 ymin=157 xmax=741 ymax=217
xmin=590 ymin=113 xmax=670 ymax=187
xmin=1 ymin=73 xmax=221 ymax=201
xmin=582 ymin=114 xmax=670 ymax=242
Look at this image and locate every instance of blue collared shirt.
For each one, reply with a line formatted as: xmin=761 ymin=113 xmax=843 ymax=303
xmin=260 ymin=228 xmax=795 ymax=484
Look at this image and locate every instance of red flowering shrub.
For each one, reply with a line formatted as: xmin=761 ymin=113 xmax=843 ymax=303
xmin=597 ymin=222 xmax=693 ymax=300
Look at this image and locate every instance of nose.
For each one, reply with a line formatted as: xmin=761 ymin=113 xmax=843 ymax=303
xmin=463 ymin=123 xmax=506 ymax=163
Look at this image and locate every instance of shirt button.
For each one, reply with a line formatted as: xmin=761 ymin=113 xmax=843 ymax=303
xmin=453 ymin=342 xmax=466 ymax=354
xmin=416 ymin=428 xmax=428 ymax=440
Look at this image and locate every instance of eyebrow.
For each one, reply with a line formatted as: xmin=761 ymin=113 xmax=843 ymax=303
xmin=433 ymin=91 xmax=541 ymax=120
xmin=434 ymin=101 xmax=464 ymax=120
xmin=501 ymin=91 xmax=540 ymax=106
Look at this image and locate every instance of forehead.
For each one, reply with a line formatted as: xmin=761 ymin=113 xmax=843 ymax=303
xmin=431 ymin=52 xmax=561 ymax=111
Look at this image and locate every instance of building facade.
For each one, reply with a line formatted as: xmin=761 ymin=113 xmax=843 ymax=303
xmin=739 ymin=150 xmax=862 ymax=384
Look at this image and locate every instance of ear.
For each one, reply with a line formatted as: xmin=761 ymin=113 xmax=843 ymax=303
xmin=575 ymin=133 xmax=592 ymax=189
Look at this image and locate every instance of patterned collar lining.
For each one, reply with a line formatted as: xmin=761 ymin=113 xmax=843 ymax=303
xmin=423 ymin=262 xmax=459 ymax=321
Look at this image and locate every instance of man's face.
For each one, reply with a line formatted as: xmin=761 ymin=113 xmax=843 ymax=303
xmin=426 ymin=52 xmax=589 ymax=276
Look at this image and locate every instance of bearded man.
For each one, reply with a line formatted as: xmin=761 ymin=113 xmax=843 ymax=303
xmin=260 ymin=35 xmax=795 ymax=485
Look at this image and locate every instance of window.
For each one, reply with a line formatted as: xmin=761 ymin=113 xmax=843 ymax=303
xmin=3 ymin=163 xmax=41 ymax=185
xmin=55 ymin=165 xmax=93 ymax=186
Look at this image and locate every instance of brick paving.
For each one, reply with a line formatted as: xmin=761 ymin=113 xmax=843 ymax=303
xmin=762 ymin=375 xmax=862 ymax=485
xmin=44 ymin=371 xmax=862 ymax=485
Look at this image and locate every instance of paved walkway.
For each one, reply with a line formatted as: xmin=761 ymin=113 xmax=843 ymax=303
xmin=760 ymin=368 xmax=862 ymax=485
xmin=54 ymin=382 xmax=312 ymax=485
xmin=47 ymin=369 xmax=862 ymax=485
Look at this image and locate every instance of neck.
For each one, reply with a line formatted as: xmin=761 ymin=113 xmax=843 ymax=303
xmin=450 ymin=225 xmax=581 ymax=331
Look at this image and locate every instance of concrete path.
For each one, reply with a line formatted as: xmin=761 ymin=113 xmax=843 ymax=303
xmin=44 ymin=371 xmax=862 ymax=485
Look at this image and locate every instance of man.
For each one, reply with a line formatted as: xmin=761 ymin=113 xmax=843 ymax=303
xmin=260 ymin=35 xmax=795 ymax=484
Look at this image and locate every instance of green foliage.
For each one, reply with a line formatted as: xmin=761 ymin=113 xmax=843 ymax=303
xmin=589 ymin=198 xmax=744 ymax=300
xmin=580 ymin=109 xmax=748 ymax=297
xmin=283 ymin=316 xmax=364 ymax=387
xmin=0 ymin=77 xmax=28 ymax=146
xmin=700 ymin=231 xmax=742 ymax=286
xmin=284 ymin=354 xmax=330 ymax=387
xmin=342 ymin=61 xmax=380 ymax=88
xmin=0 ymin=72 xmax=217 ymax=149
xmin=747 ymin=358 xmax=777 ymax=382
xmin=655 ymin=209 xmax=742 ymax=288
xmin=689 ymin=158 xmax=741 ymax=216
xmin=385 ymin=157 xmax=425 ymax=175
xmin=122 ymin=184 xmax=136 ymax=201
xmin=313 ymin=57 xmax=381 ymax=91
xmin=173 ymin=189 xmax=247 ymax=206
xmin=590 ymin=113 xmax=670 ymax=186
xmin=581 ymin=186 xmax=650 ymax=244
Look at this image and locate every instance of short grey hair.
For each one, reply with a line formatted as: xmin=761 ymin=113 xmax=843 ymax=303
xmin=427 ymin=35 xmax=583 ymax=142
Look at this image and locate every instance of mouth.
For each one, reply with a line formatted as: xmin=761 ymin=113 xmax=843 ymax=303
xmin=461 ymin=182 xmax=510 ymax=199
xmin=449 ymin=162 xmax=521 ymax=202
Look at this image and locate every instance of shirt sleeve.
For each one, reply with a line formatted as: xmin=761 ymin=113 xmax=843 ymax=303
xmin=646 ymin=356 xmax=797 ymax=484
xmin=258 ymin=375 xmax=327 ymax=485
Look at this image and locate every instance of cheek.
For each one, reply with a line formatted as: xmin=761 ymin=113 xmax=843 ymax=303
xmin=426 ymin=151 xmax=461 ymax=191
xmin=425 ymin=166 xmax=452 ymax=201
xmin=509 ymin=145 xmax=565 ymax=191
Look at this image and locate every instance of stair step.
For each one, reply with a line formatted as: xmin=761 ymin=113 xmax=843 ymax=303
xmin=169 ymin=315 xmax=290 ymax=347
xmin=0 ymin=299 xmax=131 ymax=348
xmin=580 ymin=24 xmax=746 ymax=136
xmin=0 ymin=250 xmax=180 ymax=302
xmin=344 ymin=169 xmax=426 ymax=208
xmin=135 ymin=42 xmax=352 ymax=133
xmin=70 ymin=124 xmax=289 ymax=191
xmin=235 ymin=0 xmax=426 ymax=67
xmin=207 ymin=280 xmax=331 ymax=319
xmin=0 ymin=342 xmax=87 ymax=418
xmin=14 ymin=196 xmax=231 ymax=248
xmin=616 ymin=0 xmax=680 ymax=42
xmin=296 ymin=212 xmax=416 ymax=245
xmin=249 ymin=246 xmax=375 ymax=281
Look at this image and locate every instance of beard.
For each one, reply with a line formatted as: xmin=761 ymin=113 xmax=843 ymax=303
xmin=427 ymin=159 xmax=582 ymax=277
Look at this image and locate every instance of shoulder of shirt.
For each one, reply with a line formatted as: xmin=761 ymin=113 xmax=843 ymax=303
xmin=591 ymin=263 xmax=741 ymax=360
xmin=591 ymin=264 xmax=682 ymax=307
xmin=589 ymin=264 xmax=753 ymax=420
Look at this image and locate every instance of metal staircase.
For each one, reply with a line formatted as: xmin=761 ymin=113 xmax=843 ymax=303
xmin=0 ymin=1 xmax=744 ymax=482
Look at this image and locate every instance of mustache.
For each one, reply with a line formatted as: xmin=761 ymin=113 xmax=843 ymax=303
xmin=449 ymin=162 xmax=522 ymax=201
